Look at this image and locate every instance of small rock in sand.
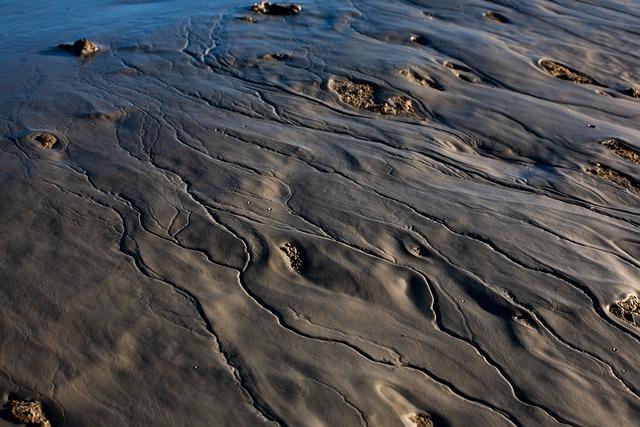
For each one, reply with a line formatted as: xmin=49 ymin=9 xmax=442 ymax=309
xmin=252 ymin=2 xmax=302 ymax=16
xmin=59 ymin=39 xmax=100 ymax=56
xmin=10 ymin=399 xmax=51 ymax=427
xmin=33 ymin=132 xmax=57 ymax=149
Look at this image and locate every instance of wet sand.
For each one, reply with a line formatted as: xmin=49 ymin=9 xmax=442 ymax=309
xmin=0 ymin=0 xmax=639 ymax=426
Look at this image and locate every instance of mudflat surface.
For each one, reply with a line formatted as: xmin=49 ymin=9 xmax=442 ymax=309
xmin=1 ymin=1 xmax=639 ymax=426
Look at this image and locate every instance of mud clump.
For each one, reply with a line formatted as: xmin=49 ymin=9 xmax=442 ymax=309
xmin=329 ymin=79 xmax=377 ymax=111
xmin=601 ymin=138 xmax=640 ymax=164
xmin=280 ymin=242 xmax=303 ymax=273
xmin=329 ymin=79 xmax=415 ymax=116
xmin=252 ymin=2 xmax=302 ymax=15
xmin=381 ymin=96 xmax=415 ymax=115
xmin=400 ymin=68 xmax=443 ymax=91
xmin=9 ymin=399 xmax=51 ymax=427
xmin=59 ymin=39 xmax=100 ymax=56
xmin=585 ymin=163 xmax=639 ymax=193
xmin=483 ymin=11 xmax=509 ymax=23
xmin=263 ymin=53 xmax=290 ymax=62
xmin=409 ymin=413 xmax=434 ymax=427
xmin=609 ymin=295 xmax=639 ymax=326
xmin=620 ymin=87 xmax=640 ymax=98
xmin=444 ymin=61 xmax=472 ymax=73
xmin=540 ymin=59 xmax=598 ymax=85
xmin=33 ymin=132 xmax=57 ymax=149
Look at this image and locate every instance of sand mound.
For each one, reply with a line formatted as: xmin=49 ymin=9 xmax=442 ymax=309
xmin=540 ymin=59 xmax=598 ymax=85
xmin=329 ymin=78 xmax=415 ymax=115
xmin=601 ymin=138 xmax=640 ymax=164
xmin=9 ymin=399 xmax=51 ymax=427
xmin=609 ymin=295 xmax=639 ymax=326
xmin=251 ymin=2 xmax=302 ymax=16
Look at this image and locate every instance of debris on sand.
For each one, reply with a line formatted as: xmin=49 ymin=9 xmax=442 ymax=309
xmin=33 ymin=132 xmax=57 ymax=149
xmin=280 ymin=242 xmax=303 ymax=273
xmin=399 ymin=68 xmax=443 ymax=91
xmin=9 ymin=399 xmax=51 ymax=427
xmin=329 ymin=78 xmax=415 ymax=116
xmin=409 ymin=413 xmax=434 ymax=427
xmin=609 ymin=295 xmax=639 ymax=326
xmin=601 ymin=138 xmax=640 ymax=164
xmin=585 ymin=163 xmax=639 ymax=193
xmin=58 ymin=39 xmax=100 ymax=56
xmin=483 ymin=11 xmax=509 ymax=23
xmin=251 ymin=2 xmax=302 ymax=16
xmin=539 ymin=59 xmax=598 ymax=85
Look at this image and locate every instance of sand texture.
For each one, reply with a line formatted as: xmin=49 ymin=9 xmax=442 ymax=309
xmin=0 ymin=0 xmax=639 ymax=426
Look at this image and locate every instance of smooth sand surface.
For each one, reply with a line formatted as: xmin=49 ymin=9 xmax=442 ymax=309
xmin=1 ymin=0 xmax=639 ymax=426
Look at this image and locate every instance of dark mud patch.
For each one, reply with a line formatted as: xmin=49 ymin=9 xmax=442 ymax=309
xmin=8 ymin=399 xmax=51 ymax=427
xmin=280 ymin=242 xmax=304 ymax=273
xmin=601 ymin=138 xmax=640 ymax=164
xmin=409 ymin=413 xmax=434 ymax=427
xmin=585 ymin=163 xmax=639 ymax=193
xmin=329 ymin=78 xmax=415 ymax=116
xmin=483 ymin=11 xmax=509 ymax=23
xmin=252 ymin=2 xmax=302 ymax=16
xmin=58 ymin=39 xmax=100 ymax=56
xmin=609 ymin=295 xmax=639 ymax=327
xmin=539 ymin=59 xmax=599 ymax=85
xmin=32 ymin=132 xmax=57 ymax=149
xmin=400 ymin=68 xmax=443 ymax=91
